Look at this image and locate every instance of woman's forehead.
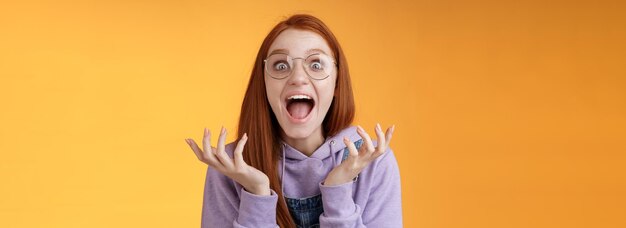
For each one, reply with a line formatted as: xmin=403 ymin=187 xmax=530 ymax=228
xmin=268 ymin=29 xmax=333 ymax=57
xmin=268 ymin=48 xmax=329 ymax=56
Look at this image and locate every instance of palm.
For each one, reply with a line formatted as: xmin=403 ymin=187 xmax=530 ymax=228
xmin=186 ymin=127 xmax=270 ymax=195
xmin=324 ymin=124 xmax=395 ymax=186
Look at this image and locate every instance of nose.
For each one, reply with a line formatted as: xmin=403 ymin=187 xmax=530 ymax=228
xmin=287 ymin=59 xmax=310 ymax=86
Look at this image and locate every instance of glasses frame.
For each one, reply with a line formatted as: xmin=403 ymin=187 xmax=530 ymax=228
xmin=263 ymin=53 xmax=337 ymax=80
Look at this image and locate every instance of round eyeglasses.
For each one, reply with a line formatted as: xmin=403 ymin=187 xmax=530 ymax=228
xmin=264 ymin=53 xmax=336 ymax=80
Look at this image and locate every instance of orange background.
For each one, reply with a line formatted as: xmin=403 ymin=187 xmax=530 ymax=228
xmin=1 ymin=0 xmax=625 ymax=227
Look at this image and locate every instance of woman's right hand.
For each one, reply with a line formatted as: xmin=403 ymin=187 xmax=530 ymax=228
xmin=185 ymin=127 xmax=271 ymax=196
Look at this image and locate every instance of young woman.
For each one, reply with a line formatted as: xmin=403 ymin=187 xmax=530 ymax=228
xmin=185 ymin=14 xmax=402 ymax=228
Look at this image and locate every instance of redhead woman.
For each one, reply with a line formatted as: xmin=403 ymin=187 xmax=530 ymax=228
xmin=185 ymin=14 xmax=402 ymax=228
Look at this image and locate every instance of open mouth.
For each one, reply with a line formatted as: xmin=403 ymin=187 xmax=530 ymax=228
xmin=285 ymin=94 xmax=315 ymax=122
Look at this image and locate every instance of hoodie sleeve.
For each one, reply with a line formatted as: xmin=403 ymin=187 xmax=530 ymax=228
xmin=201 ymin=163 xmax=279 ymax=228
xmin=318 ymin=148 xmax=403 ymax=227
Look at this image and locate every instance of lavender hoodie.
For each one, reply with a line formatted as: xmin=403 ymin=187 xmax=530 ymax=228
xmin=201 ymin=126 xmax=402 ymax=227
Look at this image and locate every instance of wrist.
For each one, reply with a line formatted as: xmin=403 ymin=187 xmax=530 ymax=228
xmin=324 ymin=175 xmax=351 ymax=186
xmin=325 ymin=164 xmax=362 ymax=186
xmin=245 ymin=183 xmax=271 ymax=196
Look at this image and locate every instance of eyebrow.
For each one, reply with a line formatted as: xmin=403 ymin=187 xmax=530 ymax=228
xmin=268 ymin=48 xmax=328 ymax=56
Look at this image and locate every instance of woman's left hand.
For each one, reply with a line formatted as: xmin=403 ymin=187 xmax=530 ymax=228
xmin=323 ymin=124 xmax=395 ymax=186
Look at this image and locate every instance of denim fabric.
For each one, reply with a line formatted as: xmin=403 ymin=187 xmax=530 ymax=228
xmin=284 ymin=139 xmax=363 ymax=228
xmin=341 ymin=139 xmax=363 ymax=161
xmin=285 ymin=194 xmax=323 ymax=228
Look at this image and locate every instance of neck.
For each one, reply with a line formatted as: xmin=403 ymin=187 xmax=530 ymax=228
xmin=281 ymin=126 xmax=325 ymax=157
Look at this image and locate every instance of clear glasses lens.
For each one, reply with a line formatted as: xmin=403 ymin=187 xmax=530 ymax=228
xmin=265 ymin=53 xmax=334 ymax=80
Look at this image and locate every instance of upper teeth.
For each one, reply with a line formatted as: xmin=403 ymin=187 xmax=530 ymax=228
xmin=288 ymin=95 xmax=311 ymax=100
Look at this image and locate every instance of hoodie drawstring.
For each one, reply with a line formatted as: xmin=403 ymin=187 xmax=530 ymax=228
xmin=330 ymin=140 xmax=337 ymax=168
xmin=281 ymin=143 xmax=286 ymax=195
xmin=280 ymin=139 xmax=339 ymax=196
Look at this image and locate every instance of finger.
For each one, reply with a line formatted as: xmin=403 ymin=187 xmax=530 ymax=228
xmin=185 ymin=138 xmax=204 ymax=160
xmin=218 ymin=126 xmax=226 ymax=154
xmin=385 ymin=125 xmax=395 ymax=148
xmin=187 ymin=139 xmax=220 ymax=168
xmin=374 ymin=123 xmax=386 ymax=153
xmin=201 ymin=128 xmax=220 ymax=163
xmin=356 ymin=125 xmax=375 ymax=154
xmin=233 ymin=133 xmax=248 ymax=168
xmin=202 ymin=128 xmax=212 ymax=157
xmin=215 ymin=126 xmax=233 ymax=169
xmin=343 ymin=137 xmax=359 ymax=161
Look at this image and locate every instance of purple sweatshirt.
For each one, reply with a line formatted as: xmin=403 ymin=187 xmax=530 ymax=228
xmin=201 ymin=126 xmax=403 ymax=227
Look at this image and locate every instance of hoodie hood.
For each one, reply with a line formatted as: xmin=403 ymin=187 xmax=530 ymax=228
xmin=278 ymin=125 xmax=361 ymax=198
xmin=280 ymin=126 xmax=361 ymax=161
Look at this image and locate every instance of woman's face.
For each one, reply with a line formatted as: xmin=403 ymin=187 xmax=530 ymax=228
xmin=265 ymin=29 xmax=337 ymax=140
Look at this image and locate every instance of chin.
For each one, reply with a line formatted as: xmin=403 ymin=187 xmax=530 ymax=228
xmin=280 ymin=123 xmax=318 ymax=139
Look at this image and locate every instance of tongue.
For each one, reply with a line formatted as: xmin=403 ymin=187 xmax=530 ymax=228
xmin=287 ymin=101 xmax=312 ymax=119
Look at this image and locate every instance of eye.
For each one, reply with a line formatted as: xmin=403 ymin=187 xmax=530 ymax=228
xmin=274 ymin=62 xmax=289 ymax=71
xmin=310 ymin=61 xmax=322 ymax=71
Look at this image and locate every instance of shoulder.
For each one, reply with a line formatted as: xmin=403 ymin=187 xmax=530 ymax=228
xmin=372 ymin=146 xmax=399 ymax=172
xmin=224 ymin=141 xmax=237 ymax=158
xmin=356 ymin=145 xmax=400 ymax=187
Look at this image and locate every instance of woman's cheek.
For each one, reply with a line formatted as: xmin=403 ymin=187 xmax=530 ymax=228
xmin=265 ymin=84 xmax=282 ymax=115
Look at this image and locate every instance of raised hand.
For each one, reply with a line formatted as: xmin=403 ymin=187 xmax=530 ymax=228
xmin=185 ymin=127 xmax=271 ymax=196
xmin=323 ymin=124 xmax=395 ymax=186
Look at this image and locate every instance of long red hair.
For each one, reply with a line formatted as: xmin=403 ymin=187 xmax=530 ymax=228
xmin=237 ymin=14 xmax=355 ymax=227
